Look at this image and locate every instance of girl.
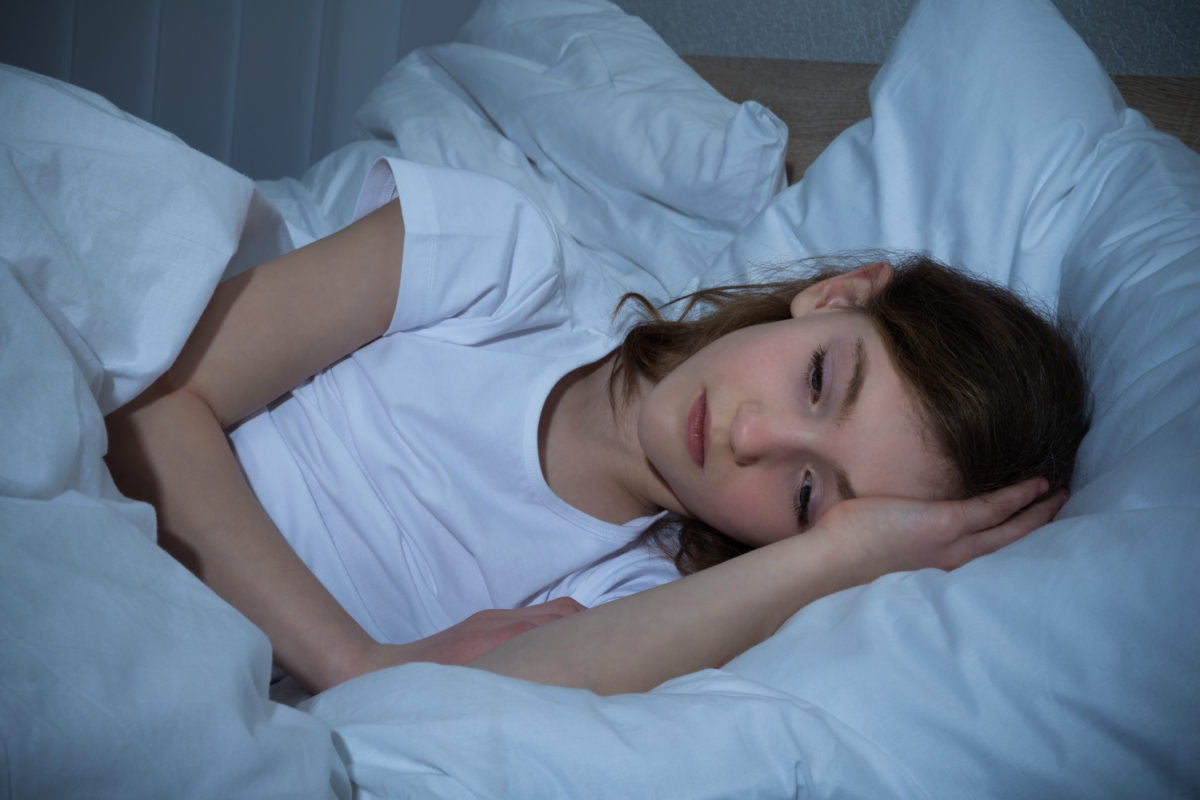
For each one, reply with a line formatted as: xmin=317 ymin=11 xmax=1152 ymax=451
xmin=105 ymin=160 xmax=1086 ymax=695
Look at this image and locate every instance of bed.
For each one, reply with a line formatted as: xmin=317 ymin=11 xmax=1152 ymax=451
xmin=2 ymin=0 xmax=1198 ymax=796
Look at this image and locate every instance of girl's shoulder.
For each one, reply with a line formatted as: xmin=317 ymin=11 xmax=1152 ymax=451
xmin=360 ymin=158 xmax=570 ymax=341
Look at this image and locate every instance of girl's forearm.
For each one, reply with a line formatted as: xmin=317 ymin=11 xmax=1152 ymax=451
xmin=106 ymin=388 xmax=380 ymax=692
xmin=470 ymin=481 xmax=1064 ymax=695
xmin=104 ymin=200 xmax=428 ymax=692
xmin=468 ymin=530 xmax=861 ymax=695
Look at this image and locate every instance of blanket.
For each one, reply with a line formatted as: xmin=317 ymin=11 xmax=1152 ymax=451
xmin=2 ymin=0 xmax=1197 ymax=797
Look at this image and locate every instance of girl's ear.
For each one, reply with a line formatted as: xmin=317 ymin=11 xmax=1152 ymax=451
xmin=790 ymin=262 xmax=894 ymax=317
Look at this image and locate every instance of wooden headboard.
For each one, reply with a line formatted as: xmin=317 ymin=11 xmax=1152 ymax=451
xmin=685 ymin=56 xmax=1200 ymax=182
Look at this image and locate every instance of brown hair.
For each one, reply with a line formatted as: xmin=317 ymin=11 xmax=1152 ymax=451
xmin=613 ymin=255 xmax=1091 ymax=575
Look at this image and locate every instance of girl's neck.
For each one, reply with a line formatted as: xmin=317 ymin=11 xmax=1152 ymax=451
xmin=538 ymin=353 xmax=661 ymax=525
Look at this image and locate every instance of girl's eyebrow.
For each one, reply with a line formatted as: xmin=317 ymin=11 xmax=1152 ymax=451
xmin=837 ymin=336 xmax=868 ymax=426
xmin=828 ymin=338 xmax=867 ymax=506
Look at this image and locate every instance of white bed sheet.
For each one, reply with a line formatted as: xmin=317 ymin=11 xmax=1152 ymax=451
xmin=1 ymin=0 xmax=1197 ymax=796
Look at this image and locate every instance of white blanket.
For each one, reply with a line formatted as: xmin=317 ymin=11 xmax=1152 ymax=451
xmin=0 ymin=68 xmax=344 ymax=796
xmin=2 ymin=0 xmax=1197 ymax=797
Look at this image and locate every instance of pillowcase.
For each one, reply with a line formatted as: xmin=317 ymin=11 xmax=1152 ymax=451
xmin=454 ymin=0 xmax=787 ymax=229
xmin=273 ymin=0 xmax=787 ymax=329
xmin=712 ymin=0 xmax=1200 ymax=796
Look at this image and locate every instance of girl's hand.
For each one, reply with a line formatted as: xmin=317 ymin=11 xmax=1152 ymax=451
xmin=355 ymin=597 xmax=586 ymax=680
xmin=810 ymin=478 xmax=1067 ymax=584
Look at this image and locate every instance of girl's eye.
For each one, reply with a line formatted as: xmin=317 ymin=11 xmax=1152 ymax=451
xmin=807 ymin=346 xmax=827 ymax=400
xmin=793 ymin=472 xmax=814 ymax=530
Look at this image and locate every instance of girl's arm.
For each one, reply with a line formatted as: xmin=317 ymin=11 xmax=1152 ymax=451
xmin=107 ymin=200 xmax=581 ymax=691
xmin=470 ymin=479 xmax=1066 ymax=695
xmin=105 ymin=201 xmax=407 ymax=691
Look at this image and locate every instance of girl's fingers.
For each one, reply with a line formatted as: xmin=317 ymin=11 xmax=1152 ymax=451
xmin=961 ymin=488 xmax=1068 ymax=561
xmin=530 ymin=597 xmax=586 ymax=617
xmin=514 ymin=597 xmax=587 ymax=627
xmin=958 ymin=477 xmax=1051 ymax=531
xmin=808 ymin=478 xmax=1064 ymax=575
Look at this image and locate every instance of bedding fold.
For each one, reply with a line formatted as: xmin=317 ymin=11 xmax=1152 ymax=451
xmin=1 ymin=0 xmax=1197 ymax=795
xmin=0 ymin=65 xmax=343 ymax=798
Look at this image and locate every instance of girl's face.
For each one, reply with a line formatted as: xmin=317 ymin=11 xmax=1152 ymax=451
xmin=637 ymin=301 xmax=953 ymax=547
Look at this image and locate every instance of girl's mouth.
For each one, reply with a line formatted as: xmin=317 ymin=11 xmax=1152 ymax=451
xmin=687 ymin=392 xmax=707 ymax=468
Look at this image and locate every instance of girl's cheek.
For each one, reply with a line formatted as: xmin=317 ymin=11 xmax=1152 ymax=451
xmin=712 ymin=491 xmax=772 ymax=537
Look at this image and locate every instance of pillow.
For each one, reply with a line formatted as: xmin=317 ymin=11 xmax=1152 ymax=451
xmin=267 ymin=0 xmax=787 ymax=329
xmin=711 ymin=0 xmax=1200 ymax=795
xmin=453 ymin=0 xmax=787 ymax=231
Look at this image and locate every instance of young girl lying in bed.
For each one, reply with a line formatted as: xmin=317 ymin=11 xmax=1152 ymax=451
xmin=105 ymin=160 xmax=1087 ymax=696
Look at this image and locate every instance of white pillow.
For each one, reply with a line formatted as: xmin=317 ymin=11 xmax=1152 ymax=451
xmin=714 ymin=0 xmax=1200 ymax=796
xmin=454 ymin=0 xmax=788 ymax=231
xmin=273 ymin=0 xmax=787 ymax=329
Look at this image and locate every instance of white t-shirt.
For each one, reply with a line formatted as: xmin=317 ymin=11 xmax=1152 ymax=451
xmin=229 ymin=159 xmax=679 ymax=644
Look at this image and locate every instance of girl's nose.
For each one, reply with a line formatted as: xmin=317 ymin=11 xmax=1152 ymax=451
xmin=729 ymin=403 xmax=809 ymax=465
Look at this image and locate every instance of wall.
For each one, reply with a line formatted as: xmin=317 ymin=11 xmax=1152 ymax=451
xmin=615 ymin=0 xmax=1200 ymax=77
xmin=0 ymin=0 xmax=480 ymax=179
xmin=1 ymin=0 xmax=1193 ymax=180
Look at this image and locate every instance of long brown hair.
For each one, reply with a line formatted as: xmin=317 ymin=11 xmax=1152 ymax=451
xmin=613 ymin=255 xmax=1090 ymax=575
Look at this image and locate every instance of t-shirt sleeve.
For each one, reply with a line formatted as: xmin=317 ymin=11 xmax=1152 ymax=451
xmin=527 ymin=540 xmax=682 ymax=609
xmin=353 ymin=157 xmax=566 ymax=339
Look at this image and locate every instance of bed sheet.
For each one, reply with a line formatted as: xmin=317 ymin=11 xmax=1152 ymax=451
xmin=1 ymin=0 xmax=1197 ymax=797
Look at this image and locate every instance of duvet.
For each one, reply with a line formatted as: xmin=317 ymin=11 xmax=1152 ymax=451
xmin=2 ymin=0 xmax=1197 ymax=797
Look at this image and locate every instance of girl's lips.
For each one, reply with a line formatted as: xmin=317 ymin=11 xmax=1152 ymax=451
xmin=687 ymin=392 xmax=707 ymax=468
